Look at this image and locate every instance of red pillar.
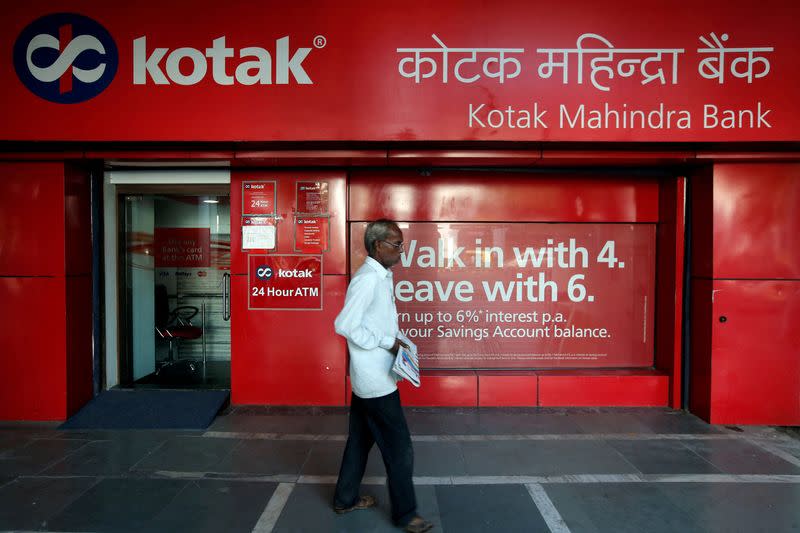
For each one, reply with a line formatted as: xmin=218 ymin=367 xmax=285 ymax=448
xmin=690 ymin=163 xmax=800 ymax=425
xmin=0 ymin=162 xmax=92 ymax=420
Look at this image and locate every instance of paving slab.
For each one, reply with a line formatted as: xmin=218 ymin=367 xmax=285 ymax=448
xmin=47 ymin=478 xmax=188 ymax=533
xmin=42 ymin=437 xmax=168 ymax=476
xmin=436 ymin=484 xmax=549 ymax=532
xmin=147 ymin=479 xmax=276 ymax=533
xmin=131 ymin=435 xmax=240 ymax=473
xmin=0 ymin=476 xmax=98 ymax=531
xmin=461 ymin=440 xmax=640 ymax=476
xmin=208 ymin=413 xmax=349 ymax=435
xmin=0 ymin=438 xmax=90 ymax=476
xmin=607 ymin=439 xmax=722 ymax=475
xmin=212 ymin=439 xmax=313 ymax=475
xmin=300 ymin=442 xmax=385 ymax=477
xmin=658 ymin=482 xmax=800 ymax=533
xmin=631 ymin=410 xmax=722 ymax=434
xmin=682 ymin=438 xmax=800 ymax=475
xmin=273 ymin=483 xmax=440 ymax=533
xmin=545 ymin=482 xmax=701 ymax=533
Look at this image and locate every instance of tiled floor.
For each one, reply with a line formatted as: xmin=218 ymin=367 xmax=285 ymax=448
xmin=0 ymin=407 xmax=798 ymax=532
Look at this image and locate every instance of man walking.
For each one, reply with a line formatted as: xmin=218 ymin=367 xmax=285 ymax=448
xmin=333 ymin=219 xmax=433 ymax=532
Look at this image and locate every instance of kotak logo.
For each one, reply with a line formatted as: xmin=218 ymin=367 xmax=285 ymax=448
xmin=14 ymin=13 xmax=319 ymax=104
xmin=14 ymin=13 xmax=118 ymax=103
xmin=256 ymin=266 xmax=315 ymax=280
xmin=134 ymin=36 xmax=313 ymax=85
xmin=277 ymin=268 xmax=315 ymax=278
xmin=256 ymin=266 xmax=274 ymax=280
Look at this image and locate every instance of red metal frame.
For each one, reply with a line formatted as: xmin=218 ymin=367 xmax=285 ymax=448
xmin=538 ymin=370 xmax=670 ymax=407
xmin=350 ymin=170 xmax=660 ymax=223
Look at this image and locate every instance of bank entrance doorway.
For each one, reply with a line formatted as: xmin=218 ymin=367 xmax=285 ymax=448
xmin=118 ymin=188 xmax=231 ymax=389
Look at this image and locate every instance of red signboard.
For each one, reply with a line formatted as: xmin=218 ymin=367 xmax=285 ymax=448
xmin=296 ymin=181 xmax=329 ymax=214
xmin=248 ymin=254 xmax=323 ymax=310
xmin=242 ymin=181 xmax=276 ymax=216
xmin=1 ymin=0 xmax=798 ymax=142
xmin=294 ymin=217 xmax=329 ymax=254
xmin=351 ymin=222 xmax=655 ymax=368
xmin=154 ymin=227 xmax=210 ymax=267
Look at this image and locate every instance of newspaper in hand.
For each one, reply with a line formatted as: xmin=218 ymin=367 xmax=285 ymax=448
xmin=392 ymin=332 xmax=420 ymax=387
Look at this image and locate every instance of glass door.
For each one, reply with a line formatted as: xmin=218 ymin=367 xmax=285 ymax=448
xmin=120 ymin=192 xmax=231 ymax=389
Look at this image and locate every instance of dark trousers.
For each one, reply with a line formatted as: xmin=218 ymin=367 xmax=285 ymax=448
xmin=334 ymin=389 xmax=417 ymax=526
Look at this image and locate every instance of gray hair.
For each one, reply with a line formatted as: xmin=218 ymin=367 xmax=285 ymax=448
xmin=364 ymin=219 xmax=399 ymax=255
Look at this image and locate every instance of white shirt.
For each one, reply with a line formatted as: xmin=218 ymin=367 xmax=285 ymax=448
xmin=334 ymin=256 xmax=399 ymax=398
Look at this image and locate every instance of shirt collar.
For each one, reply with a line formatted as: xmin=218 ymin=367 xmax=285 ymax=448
xmin=365 ymin=256 xmax=392 ymax=278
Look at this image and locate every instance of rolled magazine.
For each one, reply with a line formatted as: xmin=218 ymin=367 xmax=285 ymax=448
xmin=392 ymin=332 xmax=420 ymax=387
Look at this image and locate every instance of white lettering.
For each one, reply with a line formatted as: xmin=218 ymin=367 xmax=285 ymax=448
xmin=276 ymin=36 xmax=312 ymax=84
xmin=133 ymin=35 xmax=312 ymax=86
xmin=468 ymin=103 xmax=548 ymax=129
xmin=277 ymin=268 xmax=314 ymax=278
xmin=704 ymin=102 xmax=772 ymax=129
xmin=166 ymin=47 xmax=207 ymax=85
xmin=561 ymin=103 xmax=691 ymax=130
xmin=236 ymin=47 xmax=272 ymax=85
xmin=206 ymin=37 xmax=234 ymax=85
xmin=133 ymin=37 xmax=168 ymax=84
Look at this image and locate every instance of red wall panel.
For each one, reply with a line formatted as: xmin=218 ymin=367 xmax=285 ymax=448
xmin=712 ymin=163 xmax=800 ymax=279
xmin=397 ymin=371 xmax=478 ymax=406
xmin=63 ymin=165 xmax=93 ymax=417
xmin=0 ymin=163 xmax=65 ymax=276
xmin=655 ymin=177 xmax=686 ymax=408
xmin=0 ymin=162 xmax=92 ymax=421
xmin=64 ymin=164 xmax=92 ymax=276
xmin=690 ymin=163 xmax=800 ymax=424
xmin=689 ymin=279 xmax=713 ymax=422
xmin=350 ymin=171 xmax=659 ymax=223
xmin=231 ymin=274 xmax=348 ymax=406
xmin=0 ymin=277 xmax=67 ymax=420
xmin=538 ymin=370 xmax=669 ymax=407
xmin=66 ymin=275 xmax=93 ymax=417
xmin=690 ymin=167 xmax=714 ymax=279
xmin=478 ymin=372 xmax=538 ymax=407
xmin=230 ymin=170 xmax=347 ymax=275
xmin=709 ymin=280 xmax=800 ymax=425
xmin=229 ymin=169 xmax=348 ymax=406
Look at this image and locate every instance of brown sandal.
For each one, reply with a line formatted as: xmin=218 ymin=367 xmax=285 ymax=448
xmin=404 ymin=516 xmax=434 ymax=532
xmin=334 ymin=494 xmax=377 ymax=514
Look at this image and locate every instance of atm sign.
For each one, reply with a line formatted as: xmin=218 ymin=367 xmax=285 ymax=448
xmin=248 ymin=254 xmax=322 ymax=310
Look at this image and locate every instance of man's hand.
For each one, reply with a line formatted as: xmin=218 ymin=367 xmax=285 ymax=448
xmin=390 ymin=338 xmax=410 ymax=355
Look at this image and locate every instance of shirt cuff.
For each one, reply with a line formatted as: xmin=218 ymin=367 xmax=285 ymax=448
xmin=380 ymin=335 xmax=396 ymax=350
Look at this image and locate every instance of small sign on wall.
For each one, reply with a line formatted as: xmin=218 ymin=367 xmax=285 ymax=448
xmin=294 ymin=216 xmax=329 ymax=253
xmin=296 ymin=181 xmax=329 ymax=214
xmin=242 ymin=216 xmax=277 ymax=250
xmin=248 ymin=254 xmax=323 ymax=310
xmin=243 ymin=181 xmax=276 ymax=216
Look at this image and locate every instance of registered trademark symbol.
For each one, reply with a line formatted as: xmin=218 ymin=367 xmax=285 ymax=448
xmin=313 ymin=35 xmax=327 ymax=49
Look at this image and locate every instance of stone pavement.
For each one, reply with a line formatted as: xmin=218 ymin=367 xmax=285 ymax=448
xmin=1 ymin=406 xmax=799 ymax=532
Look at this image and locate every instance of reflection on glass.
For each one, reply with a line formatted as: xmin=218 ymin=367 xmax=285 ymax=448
xmin=123 ymin=194 xmax=231 ymax=389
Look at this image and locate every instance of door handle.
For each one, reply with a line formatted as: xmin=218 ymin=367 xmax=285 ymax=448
xmin=222 ymin=272 xmax=231 ymax=321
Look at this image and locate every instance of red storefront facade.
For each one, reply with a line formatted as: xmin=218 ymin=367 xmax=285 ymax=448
xmin=1 ymin=1 xmax=798 ymax=424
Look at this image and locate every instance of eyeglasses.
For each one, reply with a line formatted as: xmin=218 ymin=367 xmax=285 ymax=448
xmin=380 ymin=240 xmax=405 ymax=251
